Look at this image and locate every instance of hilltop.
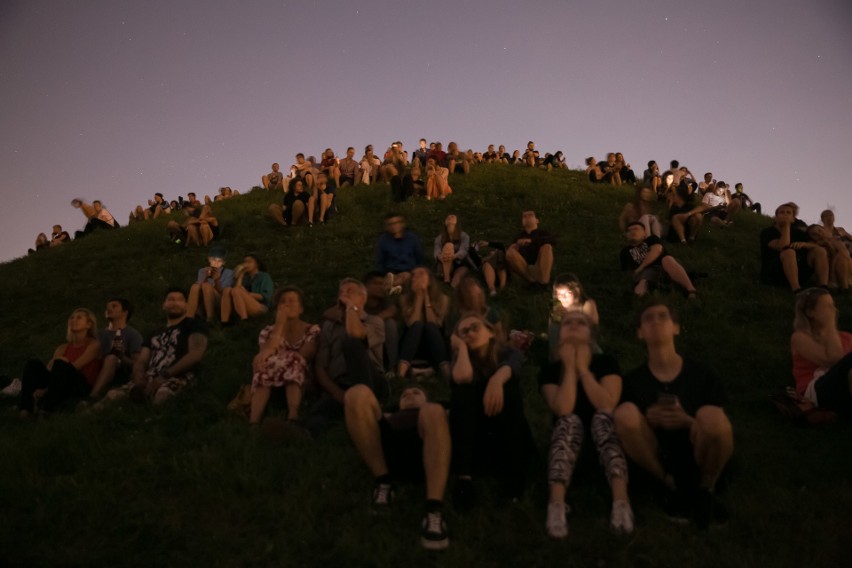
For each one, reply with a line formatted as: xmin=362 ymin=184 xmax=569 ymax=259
xmin=0 ymin=166 xmax=849 ymax=567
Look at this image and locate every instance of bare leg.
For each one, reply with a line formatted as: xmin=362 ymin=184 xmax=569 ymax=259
xmin=90 ymin=354 xmax=120 ymax=399
xmin=807 ymin=247 xmax=829 ymax=286
xmin=262 ymin=175 xmax=270 ymax=190
xmin=199 ymin=224 xmax=213 ymax=246
xmin=319 ymin=194 xmax=331 ymax=222
xmin=344 ymin=385 xmax=388 ymax=476
xmin=482 ymin=263 xmax=497 ymax=294
xmin=419 ymin=402 xmax=451 ymax=501
xmin=269 ymin=203 xmax=287 ymax=226
xmin=290 ymin=201 xmax=306 ymax=226
xmin=536 ymin=244 xmax=554 ymax=283
xmin=285 ymin=383 xmax=302 ymax=420
xmin=451 ymin=267 xmax=468 ymax=288
xmin=661 ymin=256 xmax=696 ymax=294
xmin=187 ymin=283 xmax=203 ymax=318
xmin=441 ymin=243 xmax=455 ymax=283
xmin=506 ymin=246 xmax=533 ymax=282
xmin=779 ymin=249 xmax=802 ymax=290
xmin=249 ymin=386 xmax=271 ymax=424
xmin=690 ymin=406 xmax=733 ymax=489
xmin=307 ymin=196 xmax=317 ymax=225
xmin=614 ymin=403 xmax=669 ymax=484
xmin=200 ymin=283 xmax=218 ymax=322
xmin=220 ymin=287 xmax=233 ymax=322
xmin=671 ymin=214 xmax=688 ymax=242
xmin=185 ymin=225 xmax=201 ymax=247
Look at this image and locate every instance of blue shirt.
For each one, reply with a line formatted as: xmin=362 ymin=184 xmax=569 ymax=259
xmin=376 ymin=231 xmax=424 ymax=273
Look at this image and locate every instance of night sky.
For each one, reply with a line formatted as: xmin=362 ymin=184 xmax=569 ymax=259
xmin=1 ymin=0 xmax=850 ymax=262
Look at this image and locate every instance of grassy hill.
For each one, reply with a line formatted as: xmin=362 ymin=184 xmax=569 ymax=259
xmin=0 ymin=166 xmax=850 ymax=567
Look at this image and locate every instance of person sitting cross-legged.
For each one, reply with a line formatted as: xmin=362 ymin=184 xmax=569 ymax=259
xmin=614 ymin=300 xmax=733 ymax=529
xmin=620 ymin=222 xmax=697 ymax=299
xmin=345 ymin=384 xmax=451 ymax=550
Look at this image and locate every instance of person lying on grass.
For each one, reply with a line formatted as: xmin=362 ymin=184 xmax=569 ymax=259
xmin=345 ymin=384 xmax=451 ymax=550
xmin=18 ymin=308 xmax=101 ymax=418
xmin=614 ymin=300 xmax=733 ymax=530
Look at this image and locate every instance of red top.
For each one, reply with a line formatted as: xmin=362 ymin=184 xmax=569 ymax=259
xmin=792 ymin=330 xmax=852 ymax=395
xmin=62 ymin=339 xmax=102 ymax=386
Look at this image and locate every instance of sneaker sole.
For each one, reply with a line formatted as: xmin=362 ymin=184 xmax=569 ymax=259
xmin=420 ymin=536 xmax=449 ymax=551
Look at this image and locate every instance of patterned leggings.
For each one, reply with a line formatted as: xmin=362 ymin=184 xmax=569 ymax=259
xmin=548 ymin=411 xmax=628 ymax=487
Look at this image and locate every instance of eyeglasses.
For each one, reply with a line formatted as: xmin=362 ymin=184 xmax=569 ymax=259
xmin=457 ymin=322 xmax=483 ymax=337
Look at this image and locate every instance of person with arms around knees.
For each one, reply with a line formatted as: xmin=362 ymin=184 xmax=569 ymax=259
xmin=505 ymin=209 xmax=556 ymax=288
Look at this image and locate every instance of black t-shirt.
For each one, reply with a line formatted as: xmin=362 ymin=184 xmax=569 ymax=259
xmin=143 ymin=316 xmax=209 ymax=378
xmin=513 ymin=228 xmax=556 ymax=265
xmin=620 ymin=235 xmax=667 ymax=271
xmin=538 ymin=353 xmax=620 ymax=423
xmin=621 ymin=358 xmax=726 ymax=417
xmin=759 ymin=225 xmax=810 ymax=263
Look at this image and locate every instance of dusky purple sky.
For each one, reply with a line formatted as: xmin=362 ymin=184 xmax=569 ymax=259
xmin=1 ymin=0 xmax=850 ymax=263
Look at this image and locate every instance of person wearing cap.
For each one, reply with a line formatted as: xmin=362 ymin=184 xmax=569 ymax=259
xmin=186 ymin=245 xmax=235 ymax=322
xmin=701 ymin=181 xmax=740 ymax=226
xmin=345 ymin=383 xmax=451 ymax=550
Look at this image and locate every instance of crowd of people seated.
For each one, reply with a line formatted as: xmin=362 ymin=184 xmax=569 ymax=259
xmin=12 ymin=137 xmax=852 ymax=552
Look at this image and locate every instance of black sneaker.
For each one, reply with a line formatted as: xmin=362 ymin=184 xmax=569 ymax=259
xmin=420 ymin=511 xmax=449 ymax=551
xmin=371 ymin=482 xmax=394 ymax=512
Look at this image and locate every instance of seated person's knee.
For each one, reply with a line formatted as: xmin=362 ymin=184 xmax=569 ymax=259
xmin=614 ymin=402 xmax=643 ymax=430
xmin=344 ymin=384 xmax=374 ymax=407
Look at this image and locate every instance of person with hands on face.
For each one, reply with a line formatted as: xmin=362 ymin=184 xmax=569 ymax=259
xmin=100 ymin=288 xmax=208 ymax=407
xmin=539 ymin=313 xmax=633 ymax=538
xmin=186 ymin=246 xmax=235 ymax=322
xmin=249 ymin=287 xmax=319 ymax=424
xmin=397 ymin=266 xmax=450 ymax=380
xmin=614 ymin=301 xmax=732 ymax=529
xmin=449 ymin=314 xmax=533 ymax=509
xmin=306 ymin=278 xmax=387 ymax=436
xmin=760 ymin=203 xmax=829 ymax=292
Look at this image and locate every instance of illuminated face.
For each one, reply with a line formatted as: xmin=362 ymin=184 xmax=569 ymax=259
xmin=554 ymin=286 xmax=576 ymax=308
xmin=208 ymin=256 xmax=224 ymax=269
xmin=457 ymin=316 xmax=494 ymax=350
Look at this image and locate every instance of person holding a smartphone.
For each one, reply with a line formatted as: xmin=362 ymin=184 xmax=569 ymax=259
xmin=614 ymin=300 xmax=733 ymax=529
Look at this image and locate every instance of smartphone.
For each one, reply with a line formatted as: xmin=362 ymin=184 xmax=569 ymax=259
xmin=657 ymin=392 xmax=678 ymax=407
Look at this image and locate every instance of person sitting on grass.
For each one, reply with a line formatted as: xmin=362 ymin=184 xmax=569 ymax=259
xmin=397 ymin=266 xmax=451 ymax=380
xmin=821 ymin=209 xmax=852 ymax=255
xmin=249 ymin=286 xmax=319 ymax=425
xmin=730 ymin=183 xmax=760 ymax=214
xmin=221 ymin=254 xmax=274 ymax=324
xmin=412 ymin=138 xmax=428 ymax=168
xmin=338 ymin=147 xmax=360 ymax=187
xmin=446 ymin=142 xmax=470 ymax=175
xmin=791 ymin=288 xmax=852 ymax=416
xmin=101 ymin=288 xmax=208 ymax=407
xmin=167 ymin=204 xmax=220 ymax=247
xmin=614 ymin=300 xmax=733 ymax=529
xmin=71 ymin=198 xmax=118 ymax=238
xmin=523 ymin=141 xmax=540 ymax=167
xmin=425 ymin=158 xmax=453 ymax=200
xmin=449 ymin=314 xmax=534 ymax=508
xmin=759 ymin=203 xmax=829 ymax=293
xmin=667 ymin=185 xmax=705 ymax=244
xmin=186 ymin=246 xmax=235 ymax=322
xmin=269 ymin=178 xmax=310 ymax=227
xmin=143 ymin=193 xmax=171 ymax=219
xmin=643 ymin=160 xmax=662 ymax=195
xmin=306 ymin=278 xmax=387 ymax=436
xmin=29 ymin=232 xmax=50 ymax=254
xmin=50 ymin=224 xmax=70 ymax=247
xmin=85 ymin=298 xmax=144 ymax=404
xmin=434 ymin=214 xmax=471 ymax=287
xmin=262 ymin=162 xmax=285 ymax=191
xmin=377 ymin=213 xmax=424 ymax=293
xmin=701 ymin=181 xmax=741 ymax=227
xmin=18 ymin=308 xmax=101 ymax=418
xmin=618 ymin=185 xmax=662 ymax=238
xmin=363 ymin=271 xmax=400 ymax=373
xmin=547 ymin=273 xmax=599 ymax=360
xmin=446 ymin=277 xmax=504 ymax=343
xmin=542 ymin=151 xmax=567 ymax=171
xmin=539 ymin=312 xmax=633 ymax=539
xmin=469 ymin=239 xmax=507 ymax=297
xmin=620 ymin=222 xmax=698 ymax=299
xmin=307 ymin=173 xmax=335 ymax=226
xmin=603 ymin=153 xmax=623 ymax=186
xmin=506 ymin=209 xmax=556 ymax=288
xmin=585 ymin=157 xmax=609 ymax=184
xmin=360 ymin=145 xmax=381 ymax=185
xmin=807 ymin=224 xmax=851 ymax=291
xmin=345 ymin=383 xmax=451 ymax=550
xmin=319 ymin=149 xmax=341 ymax=188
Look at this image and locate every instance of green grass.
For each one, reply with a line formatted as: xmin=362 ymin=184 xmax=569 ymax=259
xmin=1 ymin=166 xmax=851 ymax=567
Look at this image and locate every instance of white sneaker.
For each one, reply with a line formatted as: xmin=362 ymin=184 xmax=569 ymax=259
xmin=1 ymin=378 xmax=21 ymax=397
xmin=610 ymin=500 xmax=634 ymax=534
xmin=384 ymin=272 xmax=395 ymax=293
xmin=546 ymin=501 xmax=568 ymax=539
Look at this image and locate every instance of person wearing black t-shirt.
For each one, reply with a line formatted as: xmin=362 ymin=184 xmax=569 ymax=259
xmin=538 ymin=313 xmax=633 ymax=539
xmin=506 ymin=210 xmax=556 ymax=287
xmin=620 ymin=222 xmax=697 ymax=299
xmin=759 ymin=203 xmax=828 ymax=292
xmin=614 ymin=301 xmax=732 ymax=529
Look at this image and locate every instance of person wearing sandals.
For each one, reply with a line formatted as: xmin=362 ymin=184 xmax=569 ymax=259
xmin=221 ymin=254 xmax=274 ymax=324
xmin=620 ymin=222 xmax=697 ymax=300
xmin=249 ymin=287 xmax=319 ymax=424
xmin=791 ymin=288 xmax=852 ymax=416
xmin=539 ymin=312 xmax=633 ymax=538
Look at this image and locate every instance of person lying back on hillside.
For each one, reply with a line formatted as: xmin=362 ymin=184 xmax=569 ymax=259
xmin=100 ymin=287 xmax=208 ymax=407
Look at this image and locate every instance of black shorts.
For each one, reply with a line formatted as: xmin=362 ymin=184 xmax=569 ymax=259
xmin=339 ymin=174 xmax=355 ymax=185
xmin=705 ymin=209 xmax=727 ymax=221
xmin=656 ymin=429 xmax=699 ymax=487
xmin=814 ymin=352 xmax=852 ymax=415
xmin=380 ymin=408 xmax=423 ymax=480
xmin=453 ymin=164 xmax=465 ymax=174
xmin=760 ymin=250 xmax=813 ymax=286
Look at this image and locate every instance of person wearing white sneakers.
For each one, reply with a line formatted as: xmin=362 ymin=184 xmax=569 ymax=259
xmin=538 ymin=312 xmax=633 ymax=538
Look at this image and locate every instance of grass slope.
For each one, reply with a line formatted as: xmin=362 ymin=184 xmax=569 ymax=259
xmin=0 ymin=166 xmax=850 ymax=567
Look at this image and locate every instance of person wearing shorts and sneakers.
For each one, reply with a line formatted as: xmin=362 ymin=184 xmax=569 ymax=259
xmin=345 ymin=384 xmax=451 ymax=550
xmin=614 ymin=301 xmax=733 ymax=529
xmin=620 ymin=223 xmax=697 ymax=299
xmin=505 ymin=210 xmax=556 ymax=289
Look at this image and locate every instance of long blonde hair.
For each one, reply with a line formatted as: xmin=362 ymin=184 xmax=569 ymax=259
xmin=66 ymin=308 xmax=98 ymax=342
